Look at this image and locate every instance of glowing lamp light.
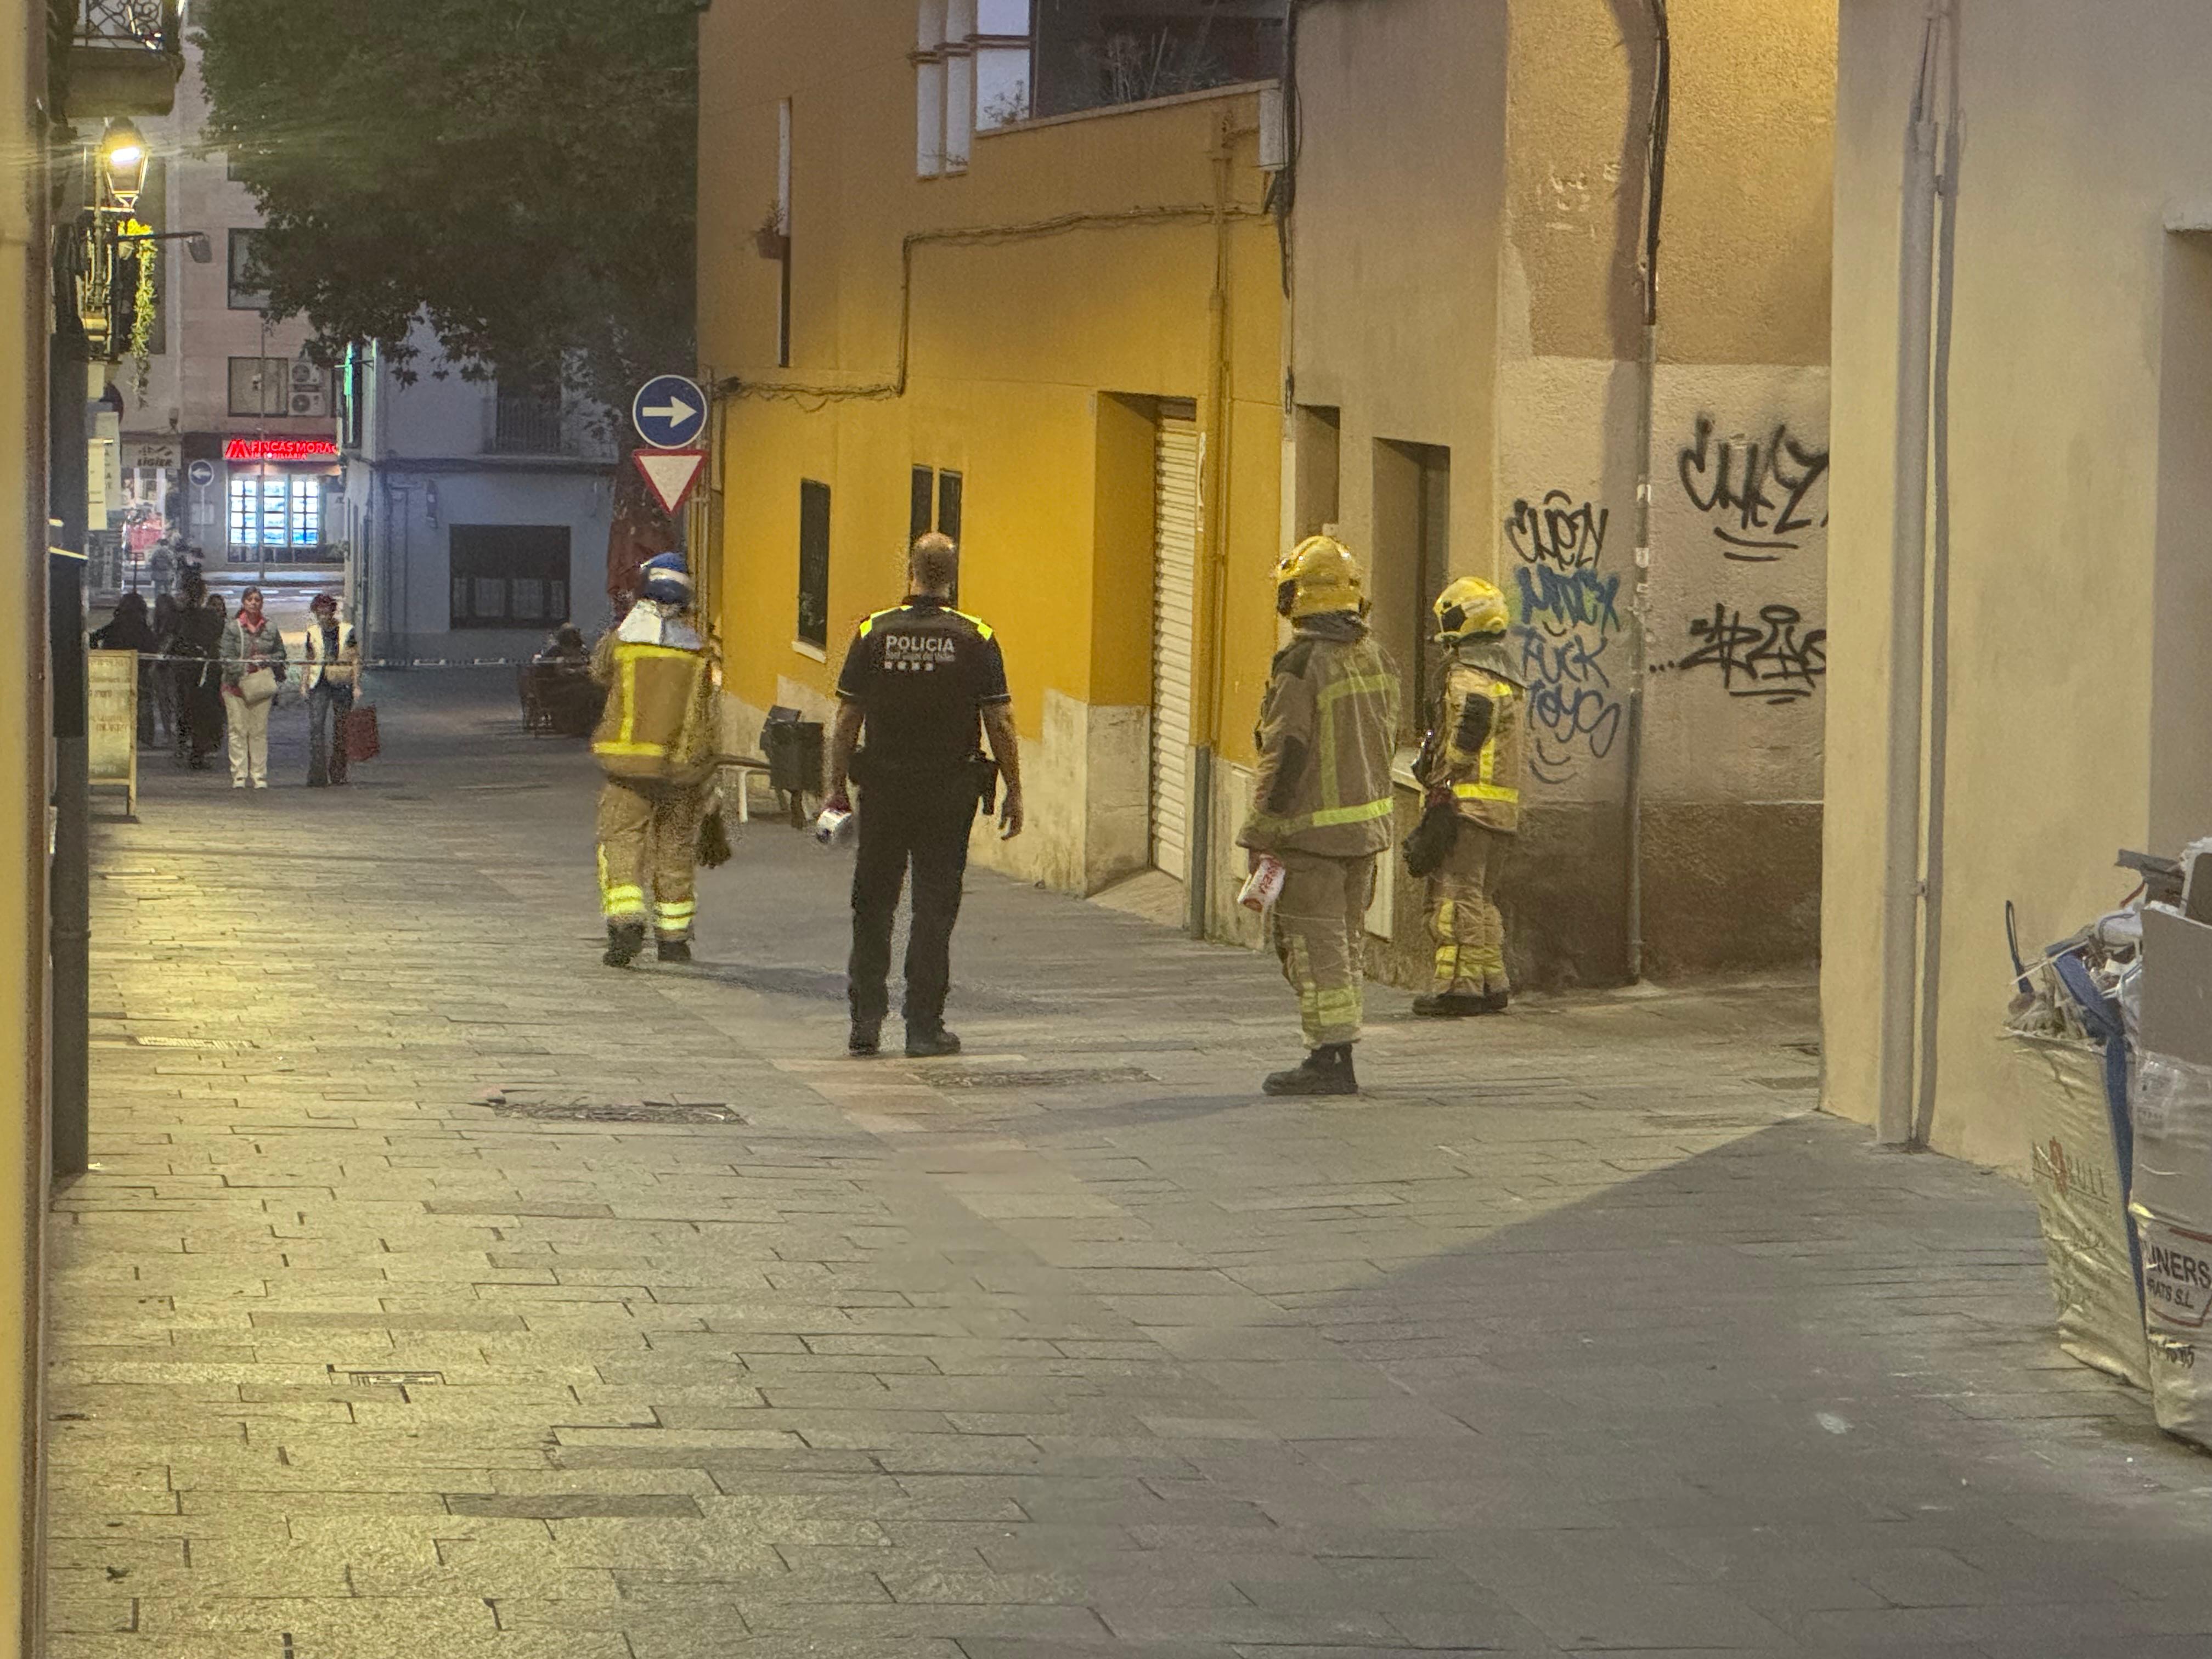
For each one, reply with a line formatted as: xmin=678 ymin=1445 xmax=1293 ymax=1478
xmin=99 ymin=120 xmax=149 ymax=210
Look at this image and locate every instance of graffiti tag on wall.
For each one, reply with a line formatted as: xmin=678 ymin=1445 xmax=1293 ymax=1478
xmin=1678 ymin=415 xmax=1829 ymax=561
xmin=1507 ymin=490 xmax=1624 ymax=786
xmin=1672 ymin=602 xmax=1826 ymax=704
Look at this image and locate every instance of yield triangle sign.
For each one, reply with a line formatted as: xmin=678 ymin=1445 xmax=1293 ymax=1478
xmin=633 ymin=449 xmax=708 ymax=516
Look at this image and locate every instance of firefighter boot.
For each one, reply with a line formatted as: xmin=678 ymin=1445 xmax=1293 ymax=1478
xmin=657 ymin=939 xmax=693 ymax=964
xmin=1262 ymin=1043 xmax=1359 ymax=1097
xmin=1412 ymin=992 xmax=1487 ymax=1018
xmin=603 ymin=920 xmax=647 ymax=969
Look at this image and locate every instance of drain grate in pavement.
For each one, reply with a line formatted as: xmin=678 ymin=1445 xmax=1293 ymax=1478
xmin=345 ymin=1370 xmax=445 ymax=1386
xmin=924 ymin=1067 xmax=1155 ymax=1090
xmin=477 ymin=1088 xmax=743 ymax=1125
xmin=100 ymin=1035 xmax=259 ymax=1051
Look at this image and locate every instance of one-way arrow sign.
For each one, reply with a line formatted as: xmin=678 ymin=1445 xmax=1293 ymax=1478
xmin=633 ymin=449 xmax=708 ymax=516
xmin=632 ymin=374 xmax=708 ymax=449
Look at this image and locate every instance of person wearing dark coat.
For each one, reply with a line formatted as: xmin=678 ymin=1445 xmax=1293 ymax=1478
xmin=174 ymin=589 xmax=228 ymax=770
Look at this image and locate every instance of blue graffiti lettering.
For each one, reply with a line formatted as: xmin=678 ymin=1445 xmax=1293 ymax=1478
xmin=1509 ymin=489 xmax=1624 ymax=783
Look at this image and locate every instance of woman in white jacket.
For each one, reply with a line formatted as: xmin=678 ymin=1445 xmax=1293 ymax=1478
xmin=299 ymin=593 xmax=361 ymax=787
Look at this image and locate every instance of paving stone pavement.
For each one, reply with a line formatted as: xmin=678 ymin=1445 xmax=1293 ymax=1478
xmin=46 ymin=673 xmax=2212 ymax=1659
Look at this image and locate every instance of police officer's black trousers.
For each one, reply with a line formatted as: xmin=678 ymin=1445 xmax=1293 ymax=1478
xmin=848 ymin=775 xmax=979 ymax=1035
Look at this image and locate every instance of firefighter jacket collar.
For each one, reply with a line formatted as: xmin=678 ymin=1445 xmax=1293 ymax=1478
xmin=1295 ymin=611 xmax=1368 ymax=645
xmin=1453 ymin=633 xmax=1526 ymax=688
xmin=617 ymin=600 xmax=704 ymax=652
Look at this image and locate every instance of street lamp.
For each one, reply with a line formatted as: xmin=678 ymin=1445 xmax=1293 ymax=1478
xmin=98 ymin=118 xmax=147 ymax=211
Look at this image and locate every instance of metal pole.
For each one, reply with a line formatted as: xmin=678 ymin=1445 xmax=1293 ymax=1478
xmin=1876 ymin=3 xmax=1947 ymax=1148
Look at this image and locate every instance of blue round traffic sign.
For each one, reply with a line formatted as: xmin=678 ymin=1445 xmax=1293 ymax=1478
xmin=188 ymin=459 xmax=215 ymax=488
xmin=632 ymin=375 xmax=708 ymax=450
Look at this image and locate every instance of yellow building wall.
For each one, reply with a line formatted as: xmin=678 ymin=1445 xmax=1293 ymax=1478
xmin=4 ymin=2 xmax=47 ymax=1648
xmin=699 ymin=0 xmax=1283 ymax=898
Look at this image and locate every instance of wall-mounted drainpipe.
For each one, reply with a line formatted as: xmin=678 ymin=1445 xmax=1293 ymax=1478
xmin=1623 ymin=0 xmax=1671 ymax=984
xmin=1189 ymin=111 xmax=1238 ymax=940
xmin=1877 ymin=0 xmax=1951 ymax=1148
xmin=1914 ymin=4 xmax=1964 ymax=1149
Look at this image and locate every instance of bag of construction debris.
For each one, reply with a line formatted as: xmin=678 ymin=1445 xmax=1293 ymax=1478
xmin=2009 ymin=1033 xmax=2151 ymax=1389
xmin=2129 ymin=1048 xmax=2212 ymax=1444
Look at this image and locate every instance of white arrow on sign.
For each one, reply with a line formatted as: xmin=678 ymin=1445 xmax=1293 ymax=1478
xmin=633 ymin=449 xmax=708 ymax=517
xmin=642 ymin=395 xmax=697 ymax=426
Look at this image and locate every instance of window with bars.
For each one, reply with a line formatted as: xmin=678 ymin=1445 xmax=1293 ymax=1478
xmin=227 ymin=473 xmax=322 ymax=550
xmin=449 ymin=526 xmax=572 ymax=629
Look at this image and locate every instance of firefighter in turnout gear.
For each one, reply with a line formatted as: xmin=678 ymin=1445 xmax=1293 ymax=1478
xmin=1414 ymin=576 xmax=1528 ymax=1016
xmin=591 ymin=553 xmax=723 ymax=968
xmin=1239 ymin=536 xmax=1401 ymax=1097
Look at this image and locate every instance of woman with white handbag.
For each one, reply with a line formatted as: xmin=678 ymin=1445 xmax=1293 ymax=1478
xmin=218 ymin=586 xmax=290 ymax=790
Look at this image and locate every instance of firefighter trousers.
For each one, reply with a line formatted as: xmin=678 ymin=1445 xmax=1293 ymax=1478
xmin=1272 ymin=850 xmax=1376 ymax=1049
xmin=596 ymin=777 xmax=708 ymax=941
xmin=1427 ymin=821 xmax=1511 ymax=996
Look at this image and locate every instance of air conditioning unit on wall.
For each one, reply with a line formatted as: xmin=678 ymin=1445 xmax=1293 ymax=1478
xmin=290 ymin=360 xmax=328 ymax=419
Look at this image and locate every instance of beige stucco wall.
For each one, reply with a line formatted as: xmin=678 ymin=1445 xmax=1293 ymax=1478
xmin=1294 ymin=0 xmax=1835 ymax=986
xmin=1827 ymin=0 xmax=2212 ymax=1167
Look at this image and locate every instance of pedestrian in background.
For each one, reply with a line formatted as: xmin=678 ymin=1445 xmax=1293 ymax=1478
xmin=825 ymin=532 xmax=1025 ymax=1060
xmin=149 ymin=590 xmax=180 ymax=751
xmin=176 ymin=584 xmax=227 ymax=771
xmin=1238 ymin=535 xmax=1398 ymax=1098
xmin=1413 ymin=578 xmax=1529 ymax=1018
xmin=218 ymin=585 xmax=288 ymax=790
xmin=89 ymin=591 xmax=157 ymax=745
xmin=299 ymin=592 xmax=359 ymax=787
xmin=590 ymin=554 xmax=721 ymax=967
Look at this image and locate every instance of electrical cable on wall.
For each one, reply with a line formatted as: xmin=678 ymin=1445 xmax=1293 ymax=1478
xmin=719 ymin=204 xmax=1268 ymax=408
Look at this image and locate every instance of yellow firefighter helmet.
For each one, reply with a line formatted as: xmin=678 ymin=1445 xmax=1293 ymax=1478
xmin=1275 ymin=535 xmax=1365 ymax=620
xmin=1432 ymin=576 xmax=1511 ymax=643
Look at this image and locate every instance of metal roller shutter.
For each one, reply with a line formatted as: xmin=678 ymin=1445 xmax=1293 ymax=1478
xmin=1152 ymin=411 xmax=1200 ymax=877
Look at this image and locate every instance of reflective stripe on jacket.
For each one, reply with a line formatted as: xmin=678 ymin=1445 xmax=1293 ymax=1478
xmin=591 ymin=628 xmax=720 ymax=783
xmin=1238 ymin=616 xmax=1400 ymax=858
xmin=1429 ymin=660 xmax=1527 ymax=833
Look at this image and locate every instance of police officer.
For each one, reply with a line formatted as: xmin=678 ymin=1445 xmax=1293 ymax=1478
xmin=826 ymin=532 xmax=1024 ymax=1059
xmin=1239 ymin=535 xmax=1399 ymax=1097
xmin=591 ymin=552 xmax=721 ymax=968
xmin=1414 ymin=577 xmax=1528 ymax=1017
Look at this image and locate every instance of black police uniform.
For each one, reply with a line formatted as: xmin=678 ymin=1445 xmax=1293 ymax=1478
xmin=835 ymin=594 xmax=1011 ymax=1039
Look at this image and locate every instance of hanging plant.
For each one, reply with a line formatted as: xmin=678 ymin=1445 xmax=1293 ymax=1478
xmin=126 ymin=233 xmax=157 ymax=397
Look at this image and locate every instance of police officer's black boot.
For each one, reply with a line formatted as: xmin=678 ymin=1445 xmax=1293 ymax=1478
xmin=603 ymin=920 xmax=646 ymax=969
xmin=848 ymin=1019 xmax=882 ymax=1058
xmin=657 ymin=938 xmax=693 ymax=964
xmin=1262 ymin=1043 xmax=1358 ymax=1097
xmin=905 ymin=1027 xmax=962 ymax=1059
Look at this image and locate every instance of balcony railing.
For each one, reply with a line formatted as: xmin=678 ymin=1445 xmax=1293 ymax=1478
xmin=63 ymin=0 xmax=184 ymax=118
xmin=492 ymin=395 xmax=572 ymax=456
xmin=75 ymin=0 xmax=178 ymax=52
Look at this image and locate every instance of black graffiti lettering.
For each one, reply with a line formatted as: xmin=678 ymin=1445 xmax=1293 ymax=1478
xmin=1672 ymin=602 xmax=1827 ymax=704
xmin=1506 ymin=489 xmax=1609 ymax=570
xmin=1679 ymin=415 xmax=1830 ymax=560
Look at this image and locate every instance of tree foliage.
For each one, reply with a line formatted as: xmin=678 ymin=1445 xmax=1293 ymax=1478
xmin=197 ymin=0 xmax=698 ymax=414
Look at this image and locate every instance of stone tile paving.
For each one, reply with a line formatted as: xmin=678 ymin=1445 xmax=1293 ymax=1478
xmin=47 ymin=673 xmax=2212 ymax=1659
